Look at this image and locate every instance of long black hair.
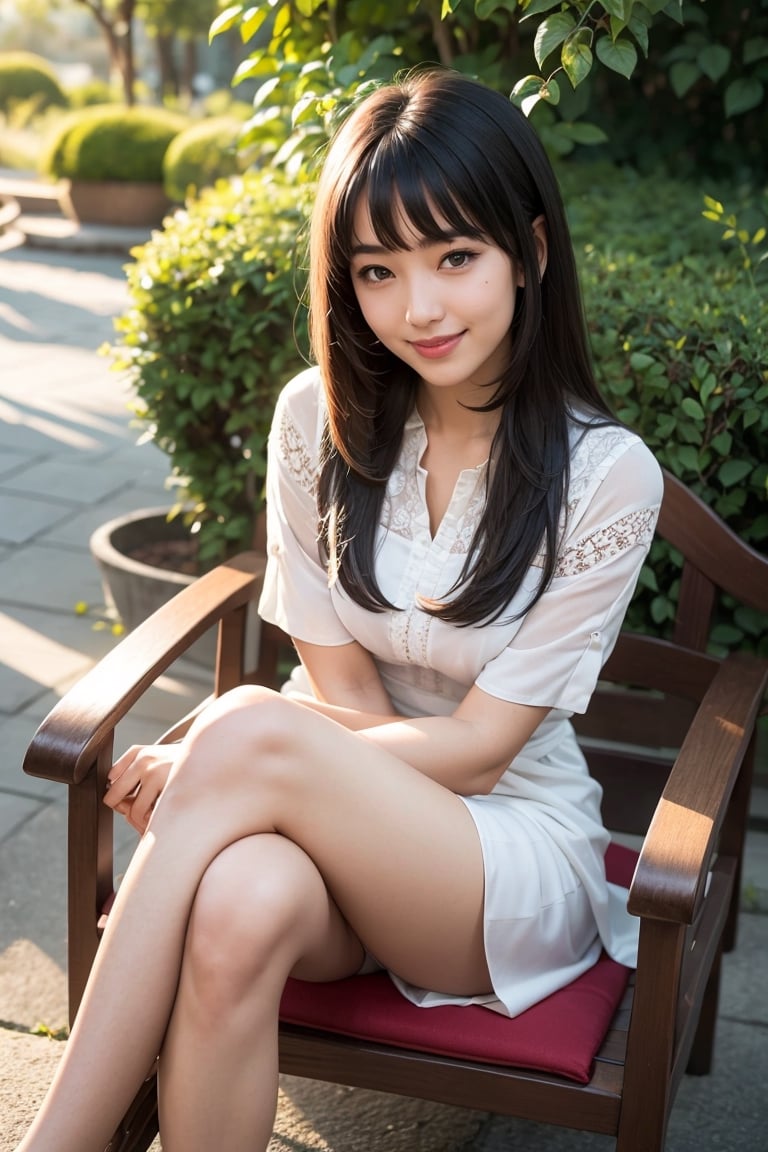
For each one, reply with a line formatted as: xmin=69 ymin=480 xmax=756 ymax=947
xmin=309 ymin=68 xmax=613 ymax=626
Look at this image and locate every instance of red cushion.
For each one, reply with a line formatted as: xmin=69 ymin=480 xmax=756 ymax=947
xmin=279 ymin=841 xmax=638 ymax=1084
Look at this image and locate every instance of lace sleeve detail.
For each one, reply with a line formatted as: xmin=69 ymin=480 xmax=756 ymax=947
xmin=555 ymin=506 xmax=658 ymax=578
xmin=278 ymin=406 xmax=318 ymax=497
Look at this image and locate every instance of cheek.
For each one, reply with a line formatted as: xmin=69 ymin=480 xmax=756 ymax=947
xmin=354 ymin=293 xmax=390 ymax=339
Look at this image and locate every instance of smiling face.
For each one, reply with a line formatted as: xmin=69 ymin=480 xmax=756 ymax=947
xmin=350 ymin=197 xmax=519 ymax=402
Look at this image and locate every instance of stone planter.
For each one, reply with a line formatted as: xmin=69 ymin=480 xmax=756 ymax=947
xmin=90 ymin=508 xmax=259 ymax=668
xmin=0 ymin=192 xmax=20 ymax=234
xmin=61 ymin=180 xmax=172 ymax=227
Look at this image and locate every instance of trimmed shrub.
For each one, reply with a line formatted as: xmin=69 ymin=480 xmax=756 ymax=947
xmin=0 ymin=52 xmax=67 ymax=115
xmin=105 ymin=172 xmax=312 ymax=567
xmin=66 ymin=79 xmax=119 ymax=108
xmin=562 ymin=164 xmax=768 ymax=654
xmin=163 ymin=116 xmax=246 ymax=203
xmin=40 ymin=105 xmax=187 ymax=183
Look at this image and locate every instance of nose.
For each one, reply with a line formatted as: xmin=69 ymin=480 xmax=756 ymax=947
xmin=404 ymin=274 xmax=445 ymax=328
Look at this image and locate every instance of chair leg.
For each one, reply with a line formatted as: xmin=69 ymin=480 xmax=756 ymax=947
xmin=686 ymin=950 xmax=722 ymax=1076
xmin=105 ymin=1071 xmax=159 ymax=1152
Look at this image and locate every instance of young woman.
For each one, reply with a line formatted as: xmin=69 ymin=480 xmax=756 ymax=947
xmin=18 ymin=69 xmax=662 ymax=1151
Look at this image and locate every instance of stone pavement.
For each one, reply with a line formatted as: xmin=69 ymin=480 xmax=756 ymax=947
xmin=0 ymin=211 xmax=767 ymax=1150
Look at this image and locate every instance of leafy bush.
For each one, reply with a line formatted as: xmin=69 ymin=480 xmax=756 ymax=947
xmin=40 ymin=105 xmax=187 ymax=183
xmin=105 ymin=172 xmax=312 ymax=567
xmin=0 ymin=52 xmax=67 ymax=115
xmin=66 ymin=79 xmax=119 ymax=108
xmin=216 ymin=1 xmax=768 ymax=184
xmin=163 ymin=116 xmax=246 ymax=203
xmin=562 ymin=164 xmax=768 ymax=653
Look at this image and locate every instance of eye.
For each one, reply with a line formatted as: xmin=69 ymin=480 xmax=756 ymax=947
xmin=441 ymin=250 xmax=477 ymax=270
xmin=357 ymin=265 xmax=393 ymax=283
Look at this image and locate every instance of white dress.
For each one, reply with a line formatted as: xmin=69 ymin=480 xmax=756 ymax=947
xmin=258 ymin=366 xmax=664 ymax=1017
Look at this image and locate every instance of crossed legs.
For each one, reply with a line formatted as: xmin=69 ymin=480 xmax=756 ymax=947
xmin=17 ymin=686 xmax=490 ymax=1152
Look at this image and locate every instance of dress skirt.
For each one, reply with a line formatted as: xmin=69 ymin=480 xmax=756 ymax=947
xmin=389 ymin=788 xmax=603 ymax=1019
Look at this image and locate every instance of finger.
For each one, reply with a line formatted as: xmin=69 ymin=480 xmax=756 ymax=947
xmin=107 ymin=745 xmax=144 ymax=788
xmin=104 ymin=774 xmax=140 ymax=810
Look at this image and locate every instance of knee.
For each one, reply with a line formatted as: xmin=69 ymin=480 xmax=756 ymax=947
xmin=170 ymin=685 xmax=300 ymax=797
xmin=182 ymin=839 xmax=316 ymax=1021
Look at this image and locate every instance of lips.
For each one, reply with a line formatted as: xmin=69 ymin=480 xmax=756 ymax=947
xmin=409 ymin=333 xmax=465 ymax=359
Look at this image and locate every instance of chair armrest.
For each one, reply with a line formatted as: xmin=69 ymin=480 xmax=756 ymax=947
xmin=23 ymin=551 xmax=264 ymax=787
xmin=628 ymin=651 xmax=767 ymax=925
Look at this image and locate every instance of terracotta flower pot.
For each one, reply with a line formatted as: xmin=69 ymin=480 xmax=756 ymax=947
xmin=62 ymin=180 xmax=172 ymax=227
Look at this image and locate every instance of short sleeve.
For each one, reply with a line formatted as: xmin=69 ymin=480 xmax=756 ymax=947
xmin=475 ymin=440 xmax=663 ymax=714
xmin=257 ymin=369 xmax=354 ymax=646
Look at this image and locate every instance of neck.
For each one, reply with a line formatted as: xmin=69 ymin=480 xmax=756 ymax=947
xmin=416 ymin=382 xmax=501 ymax=440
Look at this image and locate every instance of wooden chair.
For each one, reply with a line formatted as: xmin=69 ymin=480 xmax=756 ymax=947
xmin=23 ymin=470 xmax=768 ymax=1152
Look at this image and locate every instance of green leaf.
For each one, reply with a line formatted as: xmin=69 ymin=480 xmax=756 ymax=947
xmin=718 ymin=459 xmax=752 ymax=487
xmin=209 ymin=4 xmax=244 ymax=43
xmin=650 ymin=595 xmax=674 ymax=624
xmin=709 ymin=623 xmax=746 ymax=646
xmin=242 ymin=4 xmax=270 ymax=40
xmin=520 ymin=0 xmax=562 ymax=19
xmin=561 ymin=36 xmax=594 ymax=89
xmin=630 ymin=351 xmax=655 ymax=371
xmin=475 ymin=0 xmax=513 ymax=16
xmin=662 ymin=0 xmax=684 ymax=24
xmin=511 ymin=74 xmax=546 ymax=116
xmin=697 ymin=44 xmax=731 ymax=83
xmin=676 ymin=445 xmax=700 ymax=471
xmin=703 ymin=195 xmax=724 ymax=215
xmin=669 ymin=60 xmax=700 ymax=97
xmin=534 ymin=13 xmax=576 ymax=68
xmin=743 ymin=37 xmax=768 ymax=65
xmin=540 ymin=76 xmax=561 ymax=105
xmin=710 ymin=431 xmax=732 ymax=455
xmin=232 ymin=56 xmax=267 ymax=85
xmin=725 ymin=77 xmax=764 ymax=117
xmin=681 ymin=397 xmax=705 ymax=420
xmin=627 ymin=10 xmax=652 ymax=57
xmin=601 ymin=0 xmax=629 ymax=18
xmin=557 ymin=120 xmax=608 ymax=144
xmin=595 ymin=35 xmax=638 ymax=79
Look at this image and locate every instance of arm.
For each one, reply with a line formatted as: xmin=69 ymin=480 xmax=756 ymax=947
xmin=292 ymin=636 xmax=548 ymax=796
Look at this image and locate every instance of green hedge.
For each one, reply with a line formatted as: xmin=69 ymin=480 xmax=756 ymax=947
xmin=562 ymin=164 xmax=767 ymax=654
xmin=66 ymin=79 xmax=119 ymax=108
xmin=41 ymin=105 xmax=187 ymax=183
xmin=0 ymin=52 xmax=67 ymax=115
xmin=163 ymin=116 xmax=246 ymax=203
xmin=106 ymin=172 xmax=311 ymax=567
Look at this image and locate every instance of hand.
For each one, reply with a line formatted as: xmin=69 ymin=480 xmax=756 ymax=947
xmin=105 ymin=743 xmax=181 ymax=835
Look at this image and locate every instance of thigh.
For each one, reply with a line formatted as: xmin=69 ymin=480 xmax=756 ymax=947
xmin=168 ymin=690 xmax=492 ymax=998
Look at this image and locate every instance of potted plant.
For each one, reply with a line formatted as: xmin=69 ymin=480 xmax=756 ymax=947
xmin=40 ymin=104 xmax=188 ymax=226
xmin=93 ymin=168 xmax=311 ymax=638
